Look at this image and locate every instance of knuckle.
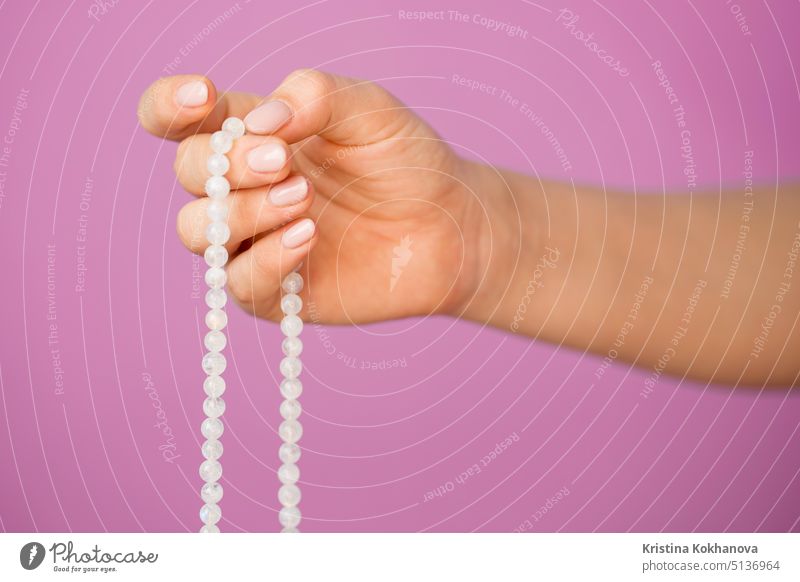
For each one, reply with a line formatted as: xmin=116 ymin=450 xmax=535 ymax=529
xmin=227 ymin=267 xmax=254 ymax=305
xmin=252 ymin=242 xmax=276 ymax=275
xmin=174 ymin=140 xmax=187 ymax=175
xmin=283 ymin=68 xmax=334 ymax=101
xmin=260 ymin=297 xmax=283 ymax=323
xmin=174 ymin=136 xmax=193 ymax=171
xmin=174 ymin=137 xmax=204 ymax=192
xmin=177 ymin=203 xmax=205 ymax=252
xmin=175 ymin=207 xmax=191 ymax=248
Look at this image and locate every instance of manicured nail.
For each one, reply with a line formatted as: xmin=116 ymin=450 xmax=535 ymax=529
xmin=269 ymin=176 xmax=309 ymax=207
xmin=244 ymin=101 xmax=292 ymax=134
xmin=247 ymin=142 xmax=286 ymax=173
xmin=282 ymin=218 xmax=315 ymax=249
xmin=175 ymin=81 xmax=208 ymax=107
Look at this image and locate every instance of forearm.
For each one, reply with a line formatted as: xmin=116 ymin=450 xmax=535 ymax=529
xmin=464 ymin=163 xmax=800 ymax=386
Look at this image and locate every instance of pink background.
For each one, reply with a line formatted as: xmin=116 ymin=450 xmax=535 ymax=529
xmin=1 ymin=0 xmax=798 ymax=532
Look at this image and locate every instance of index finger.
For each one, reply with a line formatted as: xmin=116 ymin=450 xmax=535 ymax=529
xmin=137 ymin=74 xmax=262 ymax=141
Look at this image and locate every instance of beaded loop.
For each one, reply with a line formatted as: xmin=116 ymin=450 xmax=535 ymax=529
xmin=198 ymin=117 xmax=243 ymax=533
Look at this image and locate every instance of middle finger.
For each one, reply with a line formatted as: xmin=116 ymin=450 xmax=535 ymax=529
xmin=174 ymin=133 xmax=293 ymax=195
xmin=176 ymin=174 xmax=314 ymax=254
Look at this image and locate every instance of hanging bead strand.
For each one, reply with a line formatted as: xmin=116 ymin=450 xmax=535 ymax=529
xmin=198 ymin=116 xmax=245 ymax=533
xmin=278 ymin=271 xmax=304 ymax=532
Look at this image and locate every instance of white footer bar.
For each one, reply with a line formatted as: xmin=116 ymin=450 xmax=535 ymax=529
xmin=1 ymin=533 xmax=797 ymax=581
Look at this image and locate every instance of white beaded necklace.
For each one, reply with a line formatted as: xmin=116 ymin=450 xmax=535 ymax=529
xmin=198 ymin=116 xmax=304 ymax=533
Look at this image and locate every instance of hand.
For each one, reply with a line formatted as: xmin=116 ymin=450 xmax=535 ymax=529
xmin=137 ymin=70 xmax=800 ymax=385
xmin=138 ymin=70 xmax=495 ymax=324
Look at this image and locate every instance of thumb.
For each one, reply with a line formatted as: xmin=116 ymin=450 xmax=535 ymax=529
xmin=244 ymin=69 xmax=426 ymax=146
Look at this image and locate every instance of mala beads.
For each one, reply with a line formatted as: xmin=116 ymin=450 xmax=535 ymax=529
xmin=277 ymin=271 xmax=304 ymax=532
xmin=198 ymin=116 xmax=305 ymax=533
xmin=198 ymin=116 xmax=245 ymax=533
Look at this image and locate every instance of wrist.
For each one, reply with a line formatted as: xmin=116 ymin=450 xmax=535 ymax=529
xmin=451 ymin=160 xmax=546 ymax=327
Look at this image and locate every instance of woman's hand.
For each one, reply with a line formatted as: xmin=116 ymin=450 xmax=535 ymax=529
xmin=138 ymin=70 xmax=494 ymax=324
xmin=139 ymin=68 xmax=800 ymax=385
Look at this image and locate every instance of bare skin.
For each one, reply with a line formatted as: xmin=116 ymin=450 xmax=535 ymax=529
xmin=138 ymin=69 xmax=800 ymax=387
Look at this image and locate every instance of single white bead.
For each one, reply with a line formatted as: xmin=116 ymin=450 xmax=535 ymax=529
xmin=280 ymin=315 xmax=303 ymax=337
xmin=279 ymin=378 xmax=302 ymax=399
xmin=205 ymin=288 xmax=227 ymax=310
xmin=281 ymin=336 xmax=303 ymax=357
xmin=279 ymin=506 xmax=301 ymax=528
xmin=280 ymin=399 xmax=302 ymax=420
xmin=200 ymin=503 xmax=222 ymax=525
xmin=205 ymin=267 xmax=227 ymax=289
xmin=199 ymin=524 xmax=220 ymax=533
xmin=278 ymin=462 xmax=300 ymax=484
xmin=280 ymin=356 xmax=302 ymax=379
xmin=205 ymin=308 xmax=228 ymax=330
xmin=279 ymin=442 xmax=301 ymax=464
xmin=207 ymin=199 xmax=229 ymax=222
xmin=201 ymin=438 xmax=223 ymax=460
xmin=210 ymin=130 xmax=234 ymax=154
xmin=280 ymin=293 xmax=302 ymax=315
xmin=279 ymin=420 xmax=302 ymax=444
xmin=199 ymin=459 xmax=222 ymax=482
xmin=204 ymin=245 xmax=228 ymax=268
xmin=207 ymin=153 xmax=230 ymax=176
xmin=201 ymin=417 xmax=224 ymax=440
xmin=282 ymin=272 xmax=304 ymax=294
xmin=203 ymin=397 xmax=226 ymax=418
xmin=201 ymin=481 xmax=224 ymax=504
xmin=202 ymin=351 xmax=227 ymax=375
xmin=222 ymin=116 xmax=245 ymax=138
xmin=280 ymin=527 xmax=299 ymax=533
xmin=203 ymin=375 xmax=226 ymax=397
xmin=205 ymin=222 xmax=231 ymax=245
xmin=278 ymin=484 xmax=302 ymax=507
xmin=204 ymin=329 xmax=227 ymax=352
xmin=204 ymin=175 xmax=230 ymax=199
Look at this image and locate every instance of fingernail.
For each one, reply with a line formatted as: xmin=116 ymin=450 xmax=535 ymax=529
xmin=175 ymin=81 xmax=208 ymax=107
xmin=282 ymin=218 xmax=315 ymax=249
xmin=269 ymin=176 xmax=309 ymax=207
xmin=247 ymin=142 xmax=286 ymax=173
xmin=244 ymin=101 xmax=292 ymax=134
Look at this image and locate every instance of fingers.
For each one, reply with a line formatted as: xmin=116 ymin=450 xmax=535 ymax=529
xmin=177 ymin=175 xmax=314 ymax=254
xmin=226 ymin=218 xmax=317 ymax=314
xmin=144 ymin=73 xmax=319 ymax=317
xmin=244 ymin=68 xmax=421 ymax=146
xmin=138 ymin=74 xmax=261 ymax=141
xmin=174 ymin=133 xmax=292 ymax=195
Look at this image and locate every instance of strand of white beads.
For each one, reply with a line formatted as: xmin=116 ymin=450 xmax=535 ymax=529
xmin=277 ymin=271 xmax=304 ymax=532
xmin=198 ymin=116 xmax=246 ymax=533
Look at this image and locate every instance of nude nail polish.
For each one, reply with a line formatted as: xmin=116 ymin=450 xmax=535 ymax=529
xmin=282 ymin=219 xmax=315 ymax=249
xmin=175 ymin=81 xmax=208 ymax=107
xmin=270 ymin=177 xmax=309 ymax=207
xmin=244 ymin=101 xmax=292 ymax=134
xmin=247 ymin=143 xmax=286 ymax=173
